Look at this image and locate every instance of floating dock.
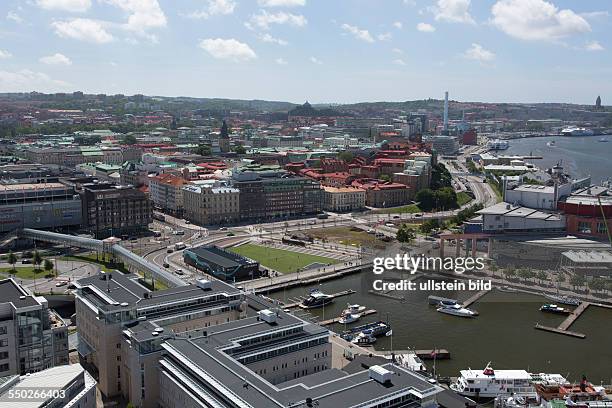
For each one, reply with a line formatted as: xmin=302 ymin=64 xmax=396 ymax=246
xmin=427 ymin=295 xmax=458 ymax=305
xmin=373 ymin=349 xmax=451 ymax=360
xmin=534 ymin=301 xmax=591 ymax=339
xmin=368 ymin=290 xmax=404 ymax=301
xmin=318 ymin=309 xmax=377 ymax=326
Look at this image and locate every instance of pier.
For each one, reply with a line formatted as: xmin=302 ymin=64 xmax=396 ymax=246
xmin=534 ymin=302 xmax=591 ymax=339
xmin=318 ymin=309 xmax=377 ymax=326
xmin=462 ymin=289 xmax=491 ymax=307
xmin=367 ymin=289 xmax=404 ymax=301
xmin=374 ymin=349 xmax=451 ymax=360
xmin=281 ymin=289 xmax=356 ymax=309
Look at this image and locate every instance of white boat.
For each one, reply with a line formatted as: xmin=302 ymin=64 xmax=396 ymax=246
xmin=384 ymin=353 xmax=427 ymax=372
xmin=343 ymin=304 xmax=366 ymax=314
xmin=299 ymin=290 xmax=334 ymax=309
xmin=351 ymin=329 xmax=377 ymax=345
xmin=487 ymin=139 xmax=510 ymax=150
xmin=437 ymin=303 xmax=478 ymax=318
xmin=599 ymin=138 xmax=608 ymax=143
xmin=561 ymin=127 xmax=594 ymax=137
xmin=451 ymin=364 xmax=538 ymax=399
xmin=338 ymin=312 xmax=360 ymax=324
xmin=497 ymin=286 xmax=518 ymax=293
xmin=544 ymin=294 xmax=580 ymax=306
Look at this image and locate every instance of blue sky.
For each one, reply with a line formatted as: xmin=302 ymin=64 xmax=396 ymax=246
xmin=0 ymin=0 xmax=611 ymax=104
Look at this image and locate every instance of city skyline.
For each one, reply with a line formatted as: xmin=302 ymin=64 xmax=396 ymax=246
xmin=0 ymin=0 xmax=611 ymax=104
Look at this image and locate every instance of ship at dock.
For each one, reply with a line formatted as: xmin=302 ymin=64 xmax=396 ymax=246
xmin=560 ymin=127 xmax=595 ymax=137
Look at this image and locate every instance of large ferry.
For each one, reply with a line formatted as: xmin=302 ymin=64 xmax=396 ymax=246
xmin=437 ymin=302 xmax=478 ymax=318
xmin=451 ymin=364 xmax=538 ymax=399
xmin=487 ymin=139 xmax=510 ymax=150
xmin=560 ymin=127 xmax=594 ymax=137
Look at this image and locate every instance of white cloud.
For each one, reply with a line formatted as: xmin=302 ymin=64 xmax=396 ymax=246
xmin=416 ymin=22 xmax=436 ymax=32
xmin=463 ymin=43 xmax=495 ymax=62
xmin=310 ymin=56 xmax=322 ymax=65
xmin=198 ymin=38 xmax=257 ymax=61
xmin=248 ymin=10 xmax=307 ymax=30
xmin=580 ymin=11 xmax=609 ymax=20
xmin=258 ymin=0 xmax=305 ymax=6
xmin=40 ymin=53 xmax=72 ymax=65
xmin=585 ymin=40 xmax=604 ymax=51
xmin=258 ymin=33 xmax=288 ymax=45
xmin=393 ymin=58 xmax=407 ymax=66
xmin=0 ymin=69 xmax=70 ymax=92
xmin=392 ymin=48 xmax=404 ymax=54
xmin=393 ymin=21 xmax=403 ymax=29
xmin=341 ymin=23 xmax=375 ymax=43
xmin=183 ymin=0 xmax=236 ymax=19
xmin=0 ymin=50 xmax=12 ymax=59
xmin=275 ymin=57 xmax=288 ymax=64
xmin=104 ymin=0 xmax=167 ymax=41
xmin=433 ymin=0 xmax=475 ymax=24
xmin=491 ymin=0 xmax=591 ymax=42
xmin=7 ymin=11 xmax=23 ymax=23
xmin=52 ymin=18 xmax=114 ymax=43
xmin=36 ymin=0 xmax=91 ymax=12
xmin=377 ymin=32 xmax=392 ymax=41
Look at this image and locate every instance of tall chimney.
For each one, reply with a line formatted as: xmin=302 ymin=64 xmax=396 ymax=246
xmin=443 ymin=91 xmax=449 ymax=132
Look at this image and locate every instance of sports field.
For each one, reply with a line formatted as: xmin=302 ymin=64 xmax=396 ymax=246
xmin=228 ymin=244 xmax=338 ymax=273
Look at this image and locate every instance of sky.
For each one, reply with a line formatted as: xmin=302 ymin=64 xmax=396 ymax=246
xmin=0 ymin=0 xmax=611 ymax=105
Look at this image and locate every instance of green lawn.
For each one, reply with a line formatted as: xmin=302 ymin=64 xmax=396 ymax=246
xmin=374 ymin=203 xmax=421 ymax=214
xmin=61 ymin=253 xmax=128 ymax=273
xmin=457 ymin=191 xmax=474 ymax=206
xmin=228 ymin=244 xmax=338 ymax=274
xmin=0 ymin=267 xmax=53 ymax=280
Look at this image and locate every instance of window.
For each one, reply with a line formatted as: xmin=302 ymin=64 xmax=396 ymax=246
xmin=0 ymin=363 xmax=9 ymax=372
xmin=578 ymin=221 xmax=592 ymax=234
xmin=0 ymin=339 xmax=8 ymax=347
xmin=597 ymin=222 xmax=608 ymax=234
xmin=0 ymin=327 xmax=7 ymax=335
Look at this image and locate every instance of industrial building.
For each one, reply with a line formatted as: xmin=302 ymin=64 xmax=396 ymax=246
xmin=476 ymin=202 xmax=566 ymax=234
xmin=558 ymin=185 xmax=612 ymax=240
xmin=183 ymin=245 xmax=261 ymax=281
xmin=0 ymin=279 xmax=69 ymax=377
xmin=73 ymin=272 xmax=245 ymax=407
xmin=0 ymin=182 xmax=82 ymax=233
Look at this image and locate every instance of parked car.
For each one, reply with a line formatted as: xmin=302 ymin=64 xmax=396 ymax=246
xmin=163 ymin=262 xmax=170 ymax=268
xmin=55 ymin=281 xmax=68 ymax=287
xmin=21 ymin=259 xmax=32 ymax=264
xmin=175 ymin=269 xmax=185 ymax=275
xmin=166 ymin=248 xmax=174 ymax=253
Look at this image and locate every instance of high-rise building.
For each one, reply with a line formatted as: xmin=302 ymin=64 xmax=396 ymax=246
xmin=443 ymin=91 xmax=449 ymax=132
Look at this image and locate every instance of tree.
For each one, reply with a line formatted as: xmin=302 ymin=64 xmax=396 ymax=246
xmin=379 ymin=174 xmax=391 ymax=182
xmin=337 ymin=151 xmax=354 ymax=163
xmin=7 ymin=251 xmax=17 ymax=271
xmin=44 ymin=259 xmax=55 ymax=276
xmin=194 ymin=144 xmax=211 ymax=156
xmin=588 ymin=278 xmax=606 ymax=294
xmin=233 ymin=145 xmax=246 ymax=155
xmin=502 ymin=267 xmax=516 ymax=280
xmin=397 ymin=225 xmax=416 ymax=243
xmin=570 ymin=274 xmax=585 ymax=290
xmin=32 ymin=251 xmax=42 ymax=271
xmin=123 ymin=134 xmax=137 ymax=145
xmin=420 ymin=219 xmax=440 ymax=234
xmin=416 ymin=189 xmax=436 ymax=211
xmin=430 ymin=163 xmax=452 ymax=190
xmin=220 ymin=120 xmax=230 ymax=138
xmin=536 ymin=270 xmax=548 ymax=284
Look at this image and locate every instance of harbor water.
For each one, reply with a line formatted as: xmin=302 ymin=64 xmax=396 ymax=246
xmin=270 ymin=273 xmax=612 ymax=384
xmin=504 ymin=135 xmax=612 ymax=184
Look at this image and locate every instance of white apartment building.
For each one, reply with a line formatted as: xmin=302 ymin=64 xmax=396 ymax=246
xmin=0 ymin=279 xmax=69 ymax=377
xmin=149 ymin=173 xmax=187 ymax=216
xmin=183 ymin=181 xmax=240 ymax=225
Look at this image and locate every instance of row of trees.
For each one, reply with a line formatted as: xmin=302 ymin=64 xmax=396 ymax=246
xmin=497 ymin=266 xmax=612 ymax=294
xmin=415 ymin=187 xmax=458 ymax=212
xmin=6 ymin=250 xmax=55 ymax=276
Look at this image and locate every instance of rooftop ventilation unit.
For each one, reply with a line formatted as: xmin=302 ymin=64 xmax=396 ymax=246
xmin=258 ymin=309 xmax=277 ymax=324
xmin=196 ymin=278 xmax=212 ymax=291
xmin=369 ymin=365 xmax=393 ymax=385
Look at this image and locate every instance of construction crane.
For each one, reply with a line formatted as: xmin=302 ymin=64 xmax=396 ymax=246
xmin=597 ymin=196 xmax=612 ymax=247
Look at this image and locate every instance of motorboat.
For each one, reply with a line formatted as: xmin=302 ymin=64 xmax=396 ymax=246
xmin=339 ymin=311 xmax=360 ymax=324
xmin=351 ymin=329 xmax=377 ymax=345
xmin=299 ymin=290 xmax=334 ymax=309
xmin=437 ymin=303 xmax=478 ymax=318
xmin=540 ymin=304 xmax=571 ymax=315
xmin=385 ymin=353 xmax=427 ymax=372
xmin=341 ymin=321 xmax=392 ymax=341
xmin=497 ymin=286 xmax=518 ymax=293
xmin=343 ymin=304 xmax=366 ymax=314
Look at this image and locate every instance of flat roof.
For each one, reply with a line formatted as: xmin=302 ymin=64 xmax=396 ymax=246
xmin=162 ymin=296 xmax=441 ymax=408
xmin=561 ymin=250 xmax=612 ymax=264
xmin=0 ymin=279 xmax=40 ymax=308
xmin=186 ymin=246 xmax=257 ymax=269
